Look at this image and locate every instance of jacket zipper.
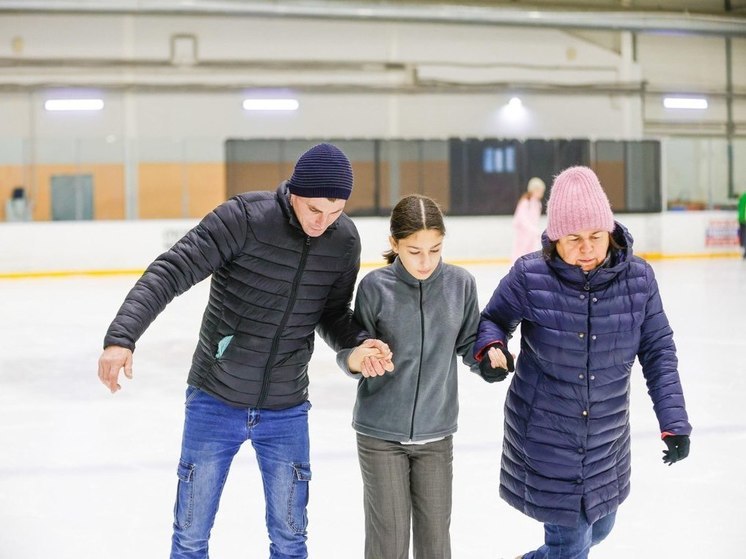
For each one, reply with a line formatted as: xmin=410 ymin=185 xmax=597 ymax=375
xmin=257 ymin=235 xmax=311 ymax=408
xmin=580 ymin=279 xmax=592 ymax=474
xmin=409 ymin=281 xmax=425 ymax=440
xmin=583 ymin=279 xmax=592 ymax=415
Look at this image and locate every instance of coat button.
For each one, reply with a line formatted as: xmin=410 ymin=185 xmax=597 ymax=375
xmin=580 ymin=294 xmax=585 ymax=300
xmin=592 ymin=297 xmax=598 ymax=303
xmin=579 ymin=374 xmax=584 ymax=379
xmin=591 ymin=335 xmax=597 ymax=340
xmin=578 ymin=448 xmax=585 ymax=454
xmin=590 ymin=375 xmax=596 ymax=381
xmin=582 ymin=410 xmax=588 ymax=417
xmin=579 ymin=333 xmax=585 ymax=339
xmin=576 ymin=478 xmax=583 ymax=484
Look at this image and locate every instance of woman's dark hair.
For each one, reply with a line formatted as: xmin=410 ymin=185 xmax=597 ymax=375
xmin=383 ymin=195 xmax=446 ymax=264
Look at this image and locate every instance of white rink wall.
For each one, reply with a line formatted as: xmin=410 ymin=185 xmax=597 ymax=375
xmin=0 ymin=211 xmax=740 ymax=277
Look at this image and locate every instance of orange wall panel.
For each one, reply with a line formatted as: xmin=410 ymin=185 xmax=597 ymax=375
xmin=24 ymin=164 xmax=126 ymax=220
xmin=348 ymin=161 xmax=377 ymax=214
xmin=140 ymin=163 xmax=226 ymax=219
xmin=422 ymin=161 xmax=450 ymax=212
xmin=371 ymin=160 xmax=450 ymax=213
xmin=139 ymin=163 xmax=187 ymax=219
xmin=93 ymin=165 xmax=126 ymax=220
xmin=4 ymin=158 xmax=448 ymax=221
xmin=399 ymin=161 xmax=450 ymax=211
xmin=226 ymin=162 xmax=285 ymax=198
xmin=0 ymin=165 xmax=27 ymax=221
xmin=187 ymin=163 xmax=226 ymax=218
xmin=33 ymin=165 xmax=79 ymax=221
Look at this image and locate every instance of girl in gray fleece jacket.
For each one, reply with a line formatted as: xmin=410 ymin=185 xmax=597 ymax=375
xmin=337 ymin=194 xmax=492 ymax=559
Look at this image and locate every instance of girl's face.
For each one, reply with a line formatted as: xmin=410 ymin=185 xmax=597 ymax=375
xmin=555 ymin=229 xmax=610 ymax=272
xmin=390 ymin=229 xmax=444 ymax=280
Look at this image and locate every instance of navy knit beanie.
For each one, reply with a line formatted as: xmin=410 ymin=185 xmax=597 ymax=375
xmin=287 ymin=143 xmax=353 ymax=200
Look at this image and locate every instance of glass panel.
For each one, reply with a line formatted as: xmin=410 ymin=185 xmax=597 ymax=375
xmin=731 ymin=138 xmax=746 ymax=203
xmin=4 ymin=135 xmax=738 ymax=221
xmin=625 ymin=141 xmax=661 ymax=212
xmin=51 ymin=174 xmax=93 ymax=220
xmin=665 ymin=138 xmax=728 ymax=210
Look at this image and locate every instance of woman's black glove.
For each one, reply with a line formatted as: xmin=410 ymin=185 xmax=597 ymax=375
xmin=662 ymin=434 xmax=690 ymax=465
xmin=478 ymin=345 xmax=515 ymax=383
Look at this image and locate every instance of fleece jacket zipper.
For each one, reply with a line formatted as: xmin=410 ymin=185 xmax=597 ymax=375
xmin=409 ymin=281 xmax=425 ymax=440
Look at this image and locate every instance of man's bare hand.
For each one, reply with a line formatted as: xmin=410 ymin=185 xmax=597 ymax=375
xmin=348 ymin=338 xmax=395 ymax=377
xmin=98 ymin=345 xmax=134 ymax=393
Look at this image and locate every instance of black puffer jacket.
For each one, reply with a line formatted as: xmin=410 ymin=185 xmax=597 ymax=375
xmin=104 ymin=183 xmax=368 ymax=408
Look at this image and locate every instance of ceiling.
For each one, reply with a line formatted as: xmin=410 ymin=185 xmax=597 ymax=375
xmin=0 ymin=0 xmax=744 ymax=37
xmin=402 ymin=0 xmax=746 ymax=14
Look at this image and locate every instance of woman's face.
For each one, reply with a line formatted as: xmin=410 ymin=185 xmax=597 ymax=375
xmin=555 ymin=229 xmax=610 ymax=272
xmin=390 ymin=229 xmax=444 ymax=280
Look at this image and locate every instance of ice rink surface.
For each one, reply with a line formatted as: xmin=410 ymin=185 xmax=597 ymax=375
xmin=1 ymin=258 xmax=744 ymax=558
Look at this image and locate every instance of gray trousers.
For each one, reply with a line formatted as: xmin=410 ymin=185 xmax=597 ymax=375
xmin=356 ymin=433 xmax=453 ymax=559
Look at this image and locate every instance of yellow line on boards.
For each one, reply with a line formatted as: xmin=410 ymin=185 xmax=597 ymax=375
xmin=0 ymin=252 xmax=742 ymax=280
xmin=0 ymin=269 xmax=146 ymax=280
xmin=638 ymin=251 xmax=742 ymax=260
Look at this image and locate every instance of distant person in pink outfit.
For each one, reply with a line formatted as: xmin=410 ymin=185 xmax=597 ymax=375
xmin=512 ymin=177 xmax=546 ymax=261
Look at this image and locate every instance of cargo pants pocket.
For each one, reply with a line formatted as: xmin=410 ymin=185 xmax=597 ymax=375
xmin=287 ymin=462 xmax=312 ymax=534
xmin=173 ymin=460 xmax=196 ymax=530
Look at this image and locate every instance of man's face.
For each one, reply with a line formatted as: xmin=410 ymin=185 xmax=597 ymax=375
xmin=289 ymin=194 xmax=347 ymax=237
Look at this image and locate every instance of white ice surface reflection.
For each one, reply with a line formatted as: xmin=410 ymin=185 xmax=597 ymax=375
xmin=1 ymin=259 xmax=744 ymax=558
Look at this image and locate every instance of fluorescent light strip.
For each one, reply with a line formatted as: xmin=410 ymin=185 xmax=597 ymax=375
xmin=243 ymin=99 xmax=299 ymax=111
xmin=45 ymin=99 xmax=104 ymax=111
xmin=663 ymin=97 xmax=708 ymax=110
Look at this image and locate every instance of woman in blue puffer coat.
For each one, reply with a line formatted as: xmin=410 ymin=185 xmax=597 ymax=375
xmin=475 ymin=166 xmax=692 ymax=559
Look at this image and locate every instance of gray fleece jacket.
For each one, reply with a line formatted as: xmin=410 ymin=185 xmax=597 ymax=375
xmin=336 ymin=257 xmax=481 ymax=442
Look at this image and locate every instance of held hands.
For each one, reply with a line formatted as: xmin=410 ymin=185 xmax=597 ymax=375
xmin=97 ymin=345 xmax=134 ymax=393
xmin=347 ymin=338 xmax=395 ymax=378
xmin=662 ymin=434 xmax=690 ymax=465
xmin=478 ymin=344 xmax=515 ymax=383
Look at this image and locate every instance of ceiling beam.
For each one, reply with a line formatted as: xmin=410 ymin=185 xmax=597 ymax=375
xmin=0 ymin=1 xmax=744 ymax=37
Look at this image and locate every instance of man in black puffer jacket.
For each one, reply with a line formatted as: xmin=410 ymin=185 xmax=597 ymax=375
xmin=97 ymin=143 xmax=393 ymax=559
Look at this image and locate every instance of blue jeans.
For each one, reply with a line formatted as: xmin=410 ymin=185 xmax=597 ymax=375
xmin=170 ymin=387 xmax=312 ymax=559
xmin=522 ymin=510 xmax=616 ymax=559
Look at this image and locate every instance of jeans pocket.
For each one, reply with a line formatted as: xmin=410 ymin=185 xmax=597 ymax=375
xmin=184 ymin=386 xmax=201 ymax=406
xmin=287 ymin=462 xmax=312 ymax=534
xmin=174 ymin=460 xmax=195 ymax=530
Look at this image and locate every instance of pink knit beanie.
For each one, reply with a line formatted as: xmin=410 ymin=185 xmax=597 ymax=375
xmin=546 ymin=166 xmax=615 ymax=241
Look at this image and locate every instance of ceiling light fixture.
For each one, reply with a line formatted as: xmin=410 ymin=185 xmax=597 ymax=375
xmin=663 ymin=97 xmax=708 ymax=110
xmin=44 ymin=99 xmax=104 ymax=111
xmin=243 ymin=99 xmax=299 ymax=111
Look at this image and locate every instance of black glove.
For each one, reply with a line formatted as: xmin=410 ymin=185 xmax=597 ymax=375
xmin=662 ymin=434 xmax=690 ymax=465
xmin=478 ymin=345 xmax=515 ymax=383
